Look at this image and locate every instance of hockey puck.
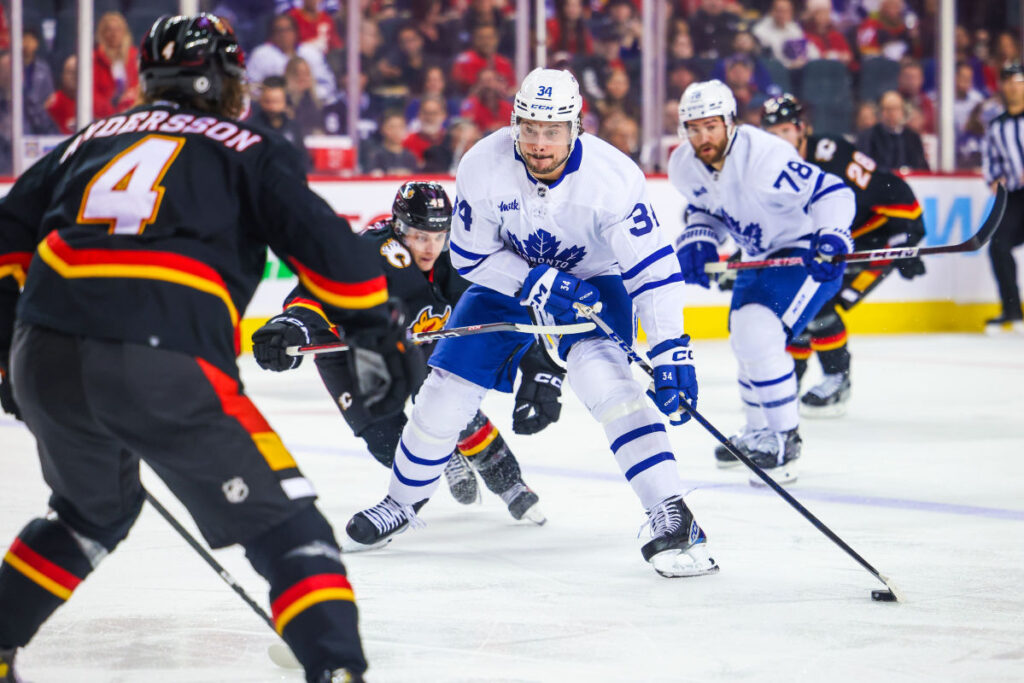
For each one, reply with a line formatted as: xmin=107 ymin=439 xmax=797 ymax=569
xmin=871 ymin=589 xmax=897 ymax=602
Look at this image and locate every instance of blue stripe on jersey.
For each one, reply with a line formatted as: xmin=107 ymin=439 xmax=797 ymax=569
xmin=449 ymin=241 xmax=490 ymax=262
xmin=804 ymin=182 xmax=847 ymax=213
xmin=610 ymin=424 xmax=666 ymax=453
xmin=457 ymin=262 xmax=485 ymax=276
xmin=392 ymin=463 xmax=442 ymax=487
xmin=750 ymin=370 xmax=795 ymax=387
xmin=742 ymin=398 xmax=761 ymax=407
xmin=624 ymin=452 xmax=675 ymax=481
xmin=621 ymin=246 xmax=673 ymax=280
xmin=400 ymin=441 xmax=450 ymax=466
xmin=762 ymin=394 xmax=798 ymax=409
xmin=628 ymin=272 xmax=684 ymax=299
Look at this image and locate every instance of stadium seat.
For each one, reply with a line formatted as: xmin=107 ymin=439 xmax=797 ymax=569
xmin=859 ymin=57 xmax=901 ymax=102
xmin=763 ymin=57 xmax=792 ymax=94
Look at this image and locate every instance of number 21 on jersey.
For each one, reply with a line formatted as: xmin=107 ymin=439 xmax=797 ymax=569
xmin=78 ymin=134 xmax=185 ymax=235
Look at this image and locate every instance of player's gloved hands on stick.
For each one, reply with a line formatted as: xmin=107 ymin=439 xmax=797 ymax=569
xmin=519 ymin=264 xmax=600 ymax=324
xmin=647 ymin=336 xmax=697 ymax=425
xmin=802 ymin=232 xmax=849 ymax=282
xmin=252 ymin=306 xmax=337 ymax=372
xmin=896 ymin=256 xmax=926 ymax=279
xmin=513 ymin=345 xmax=565 ymax=435
xmin=675 ymin=229 xmax=719 ymax=289
xmin=0 ymin=361 xmax=20 ymax=420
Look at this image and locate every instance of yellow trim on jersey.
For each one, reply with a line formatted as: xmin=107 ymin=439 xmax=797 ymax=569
xmin=252 ymin=432 xmax=298 ymax=471
xmin=274 ymin=587 xmax=355 ymax=634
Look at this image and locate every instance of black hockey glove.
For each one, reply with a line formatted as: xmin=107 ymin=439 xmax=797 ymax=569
xmin=896 ymin=256 xmax=926 ymax=280
xmin=252 ymin=306 xmax=338 ymax=372
xmin=513 ymin=343 xmax=565 ymax=435
xmin=0 ymin=360 xmax=20 ymax=420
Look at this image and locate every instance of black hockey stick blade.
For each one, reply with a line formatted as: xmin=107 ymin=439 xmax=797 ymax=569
xmin=956 ymin=182 xmax=1006 ymax=251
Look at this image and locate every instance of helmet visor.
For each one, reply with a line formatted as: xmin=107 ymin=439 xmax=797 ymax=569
xmin=514 ymin=120 xmax=572 ymax=146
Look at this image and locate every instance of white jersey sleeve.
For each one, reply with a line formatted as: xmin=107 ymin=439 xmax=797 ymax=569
xmin=600 ymin=169 xmax=687 ymax=348
xmin=753 ymin=146 xmax=855 ymax=252
xmin=448 ymin=148 xmax=531 ymax=298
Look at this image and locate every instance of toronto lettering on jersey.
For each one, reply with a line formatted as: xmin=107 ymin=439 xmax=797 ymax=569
xmin=60 ymin=109 xmax=262 ymax=163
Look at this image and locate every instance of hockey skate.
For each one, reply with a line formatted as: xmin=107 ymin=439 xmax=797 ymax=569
xmin=713 ymin=426 xmax=768 ymax=469
xmin=746 ymin=428 xmax=802 ymax=487
xmin=641 ymin=496 xmax=719 ymax=578
xmin=342 ymin=496 xmax=426 ymax=552
xmin=0 ymin=648 xmax=21 ymax=683
xmin=800 ymin=372 xmax=851 ymax=418
xmin=498 ymin=482 xmax=547 ymax=525
xmin=443 ymin=452 xmax=480 ymax=505
xmin=984 ymin=313 xmax=1024 ymax=335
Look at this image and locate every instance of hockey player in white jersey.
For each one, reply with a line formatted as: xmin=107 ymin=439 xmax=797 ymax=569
xmin=342 ymin=68 xmax=718 ymax=578
xmin=668 ymin=80 xmax=855 ymax=486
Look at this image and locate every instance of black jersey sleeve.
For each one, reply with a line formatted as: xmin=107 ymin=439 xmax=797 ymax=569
xmin=251 ymin=140 xmax=389 ymax=326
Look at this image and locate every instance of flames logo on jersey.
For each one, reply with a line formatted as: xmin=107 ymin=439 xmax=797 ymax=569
xmin=380 ymin=238 xmax=412 ymax=269
xmin=411 ymin=305 xmax=452 ymax=334
xmin=507 ymin=228 xmax=586 ymax=272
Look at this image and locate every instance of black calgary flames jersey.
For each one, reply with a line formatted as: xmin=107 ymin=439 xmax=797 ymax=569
xmin=806 ymin=135 xmax=925 ymax=250
xmin=0 ymin=103 xmax=387 ymax=376
xmin=285 ymin=220 xmax=470 ymax=350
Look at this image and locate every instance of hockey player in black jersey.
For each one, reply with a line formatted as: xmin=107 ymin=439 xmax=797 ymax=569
xmin=252 ymin=182 xmax=560 ymax=533
xmin=0 ymin=15 xmax=383 ymax=683
xmin=760 ymin=94 xmax=926 ymax=416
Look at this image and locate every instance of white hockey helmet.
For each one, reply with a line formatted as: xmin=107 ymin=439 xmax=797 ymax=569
xmin=512 ymin=68 xmax=583 ymax=148
xmin=677 ymin=79 xmax=738 ymax=137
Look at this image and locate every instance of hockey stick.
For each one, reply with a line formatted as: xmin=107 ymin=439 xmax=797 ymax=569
xmin=571 ymin=302 xmax=904 ymax=602
xmin=286 ymin=319 xmax=598 ymax=356
xmin=705 ymin=184 xmax=1008 ymax=274
xmin=143 ymin=490 xmax=302 ymax=669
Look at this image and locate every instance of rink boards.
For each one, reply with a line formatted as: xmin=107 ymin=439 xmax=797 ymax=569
xmin=0 ymin=173 xmax=1010 ymax=342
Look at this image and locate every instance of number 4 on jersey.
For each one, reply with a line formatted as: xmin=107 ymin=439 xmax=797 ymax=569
xmin=78 ymin=134 xmax=185 ymax=235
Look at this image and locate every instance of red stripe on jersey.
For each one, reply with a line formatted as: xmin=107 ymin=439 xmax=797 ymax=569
xmin=271 ymin=573 xmax=354 ymax=620
xmin=8 ymin=538 xmax=83 ymax=592
xmin=195 ymin=357 xmax=273 ymax=435
xmin=811 ymin=331 xmax=848 ymax=348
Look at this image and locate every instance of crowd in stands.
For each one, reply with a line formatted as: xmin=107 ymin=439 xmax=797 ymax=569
xmin=0 ymin=0 xmax=1017 ymax=175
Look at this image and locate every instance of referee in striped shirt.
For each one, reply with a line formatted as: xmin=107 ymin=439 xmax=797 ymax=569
xmin=982 ymin=62 xmax=1024 ymax=332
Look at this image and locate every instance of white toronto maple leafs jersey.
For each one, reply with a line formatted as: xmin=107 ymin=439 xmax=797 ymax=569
xmin=667 ymin=124 xmax=855 ymax=258
xmin=449 ymin=129 xmax=686 ymax=346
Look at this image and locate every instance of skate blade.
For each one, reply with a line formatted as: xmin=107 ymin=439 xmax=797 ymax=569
xmin=340 ymin=535 xmax=393 ymax=553
xmin=650 ymin=545 xmax=720 ymax=578
xmin=799 ymin=401 xmax=848 ymax=418
xmin=518 ymin=503 xmax=547 ymax=526
xmin=748 ymin=464 xmax=798 ymax=488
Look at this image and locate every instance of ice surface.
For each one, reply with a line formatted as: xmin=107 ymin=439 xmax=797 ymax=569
xmin=2 ymin=334 xmax=1023 ymax=682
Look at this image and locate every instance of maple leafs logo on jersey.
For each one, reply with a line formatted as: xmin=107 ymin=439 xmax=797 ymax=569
xmin=720 ymin=210 xmax=765 ymax=255
xmin=507 ymin=228 xmax=586 ymax=272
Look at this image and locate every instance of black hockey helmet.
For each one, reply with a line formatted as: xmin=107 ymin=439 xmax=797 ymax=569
xmin=139 ymin=14 xmax=246 ymax=112
xmin=392 ymin=181 xmax=453 ymax=233
xmin=761 ymin=93 xmax=804 ymax=128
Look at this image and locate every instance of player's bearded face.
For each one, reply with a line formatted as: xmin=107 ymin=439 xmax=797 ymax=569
xmin=517 ymin=120 xmax=573 ymax=178
xmin=685 ymin=117 xmax=729 ymax=165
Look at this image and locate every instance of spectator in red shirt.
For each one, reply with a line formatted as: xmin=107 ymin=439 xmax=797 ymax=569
xmin=898 ymin=58 xmax=934 ymax=134
xmin=403 ymin=94 xmax=448 ymax=163
xmin=458 ymin=67 xmax=513 ymax=133
xmin=93 ymin=11 xmax=139 ymax=118
xmin=804 ymin=0 xmax=853 ymax=66
xmin=287 ymin=0 xmax=343 ymax=54
xmin=46 ymin=55 xmax=78 ymax=134
xmin=451 ymin=24 xmax=515 ymax=95
xmin=856 ymin=0 xmax=920 ymax=61
xmin=547 ymin=0 xmax=593 ymax=57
